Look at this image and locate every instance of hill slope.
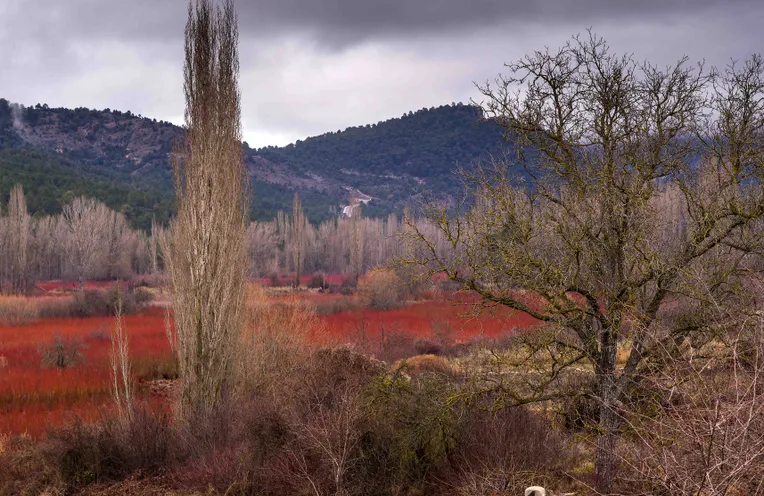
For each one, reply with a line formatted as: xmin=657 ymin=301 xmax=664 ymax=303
xmin=0 ymin=99 xmax=510 ymax=226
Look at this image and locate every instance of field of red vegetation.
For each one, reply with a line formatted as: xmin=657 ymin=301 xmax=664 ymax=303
xmin=317 ymin=297 xmax=539 ymax=346
xmin=0 ymin=290 xmax=538 ymax=438
xmin=0 ymin=308 xmax=171 ymax=437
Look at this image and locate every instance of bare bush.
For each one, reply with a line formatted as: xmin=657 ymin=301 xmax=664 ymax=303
xmin=359 ymin=268 xmax=405 ymax=310
xmin=453 ymin=407 xmax=576 ymax=496
xmin=237 ymin=284 xmax=321 ymax=397
xmin=39 ymin=334 xmax=85 ymax=369
xmin=394 ymin=353 xmax=454 ymax=376
xmin=70 ymin=287 xmax=151 ymax=318
xmin=311 ymin=295 xmax=366 ymax=316
xmin=42 ymin=409 xmax=178 ymax=489
xmin=0 ymin=295 xmax=39 ymax=325
xmin=621 ymin=319 xmax=764 ymax=495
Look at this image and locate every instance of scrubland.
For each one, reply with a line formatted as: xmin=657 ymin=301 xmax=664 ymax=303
xmin=0 ymin=278 xmax=594 ymax=495
xmin=2 ymin=276 xmax=762 ymax=495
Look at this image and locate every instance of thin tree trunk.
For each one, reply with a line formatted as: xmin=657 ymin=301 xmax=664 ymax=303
xmin=595 ymin=327 xmax=619 ymax=494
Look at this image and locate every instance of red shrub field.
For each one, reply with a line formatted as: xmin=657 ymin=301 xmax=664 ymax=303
xmin=0 ymin=290 xmax=538 ymax=438
xmin=0 ymin=308 xmax=171 ymax=437
xmin=318 ymin=297 xmax=540 ymax=346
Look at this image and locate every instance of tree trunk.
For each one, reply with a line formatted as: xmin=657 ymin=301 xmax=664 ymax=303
xmin=295 ymin=249 xmax=301 ymax=289
xmin=595 ymin=329 xmax=619 ymax=495
xmin=595 ymin=399 xmax=619 ymax=494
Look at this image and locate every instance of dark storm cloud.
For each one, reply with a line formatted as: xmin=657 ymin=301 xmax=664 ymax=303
xmin=234 ymin=0 xmax=763 ymax=44
xmin=3 ymin=0 xmax=763 ymax=47
xmin=1 ymin=0 xmax=763 ymax=147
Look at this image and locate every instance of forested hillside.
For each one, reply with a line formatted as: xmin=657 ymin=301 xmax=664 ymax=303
xmin=0 ymin=99 xmax=511 ymax=227
xmin=254 ymin=103 xmax=510 ymax=204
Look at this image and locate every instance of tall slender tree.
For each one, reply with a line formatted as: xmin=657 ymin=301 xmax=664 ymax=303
xmin=349 ymin=205 xmax=365 ymax=284
xmin=7 ymin=185 xmax=30 ymax=294
xmin=290 ymin=192 xmax=306 ymax=288
xmin=164 ymin=0 xmax=247 ymax=417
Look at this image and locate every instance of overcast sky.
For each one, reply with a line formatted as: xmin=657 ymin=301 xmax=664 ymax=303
xmin=1 ymin=0 xmax=763 ymax=147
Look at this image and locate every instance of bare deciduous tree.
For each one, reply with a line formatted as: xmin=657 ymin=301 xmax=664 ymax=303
xmin=399 ymin=33 xmax=764 ymax=493
xmin=164 ymin=0 xmax=247 ymax=417
xmin=349 ymin=206 xmax=365 ymax=284
xmin=290 ymin=192 xmax=306 ymax=288
xmin=111 ymin=288 xmax=134 ymax=422
xmin=62 ymin=196 xmax=135 ymax=282
xmin=6 ymin=185 xmax=30 ymax=294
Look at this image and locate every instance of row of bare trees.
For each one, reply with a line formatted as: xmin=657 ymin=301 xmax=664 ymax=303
xmin=0 ymin=183 xmax=417 ymax=294
xmin=0 ymin=187 xmax=150 ymax=292
xmin=247 ymin=204 xmax=403 ymax=280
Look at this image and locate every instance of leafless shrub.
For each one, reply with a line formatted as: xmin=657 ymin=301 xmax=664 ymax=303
xmin=376 ymin=325 xmax=417 ymax=362
xmin=311 ymin=295 xmax=366 ymax=316
xmin=621 ymin=319 xmax=764 ymax=495
xmin=39 ymin=333 xmax=85 ymax=369
xmin=110 ymin=289 xmax=134 ymax=423
xmin=35 ymin=296 xmax=77 ymax=319
xmin=285 ymin=375 xmax=367 ymax=496
xmin=0 ymin=295 xmax=38 ymax=325
xmin=88 ymin=325 xmax=111 ymax=342
xmin=394 ymin=353 xmax=454 ymax=377
xmin=359 ymin=268 xmax=405 ymax=310
xmin=308 ymin=272 xmax=328 ymax=289
xmin=70 ymin=287 xmax=150 ymax=318
xmin=242 ymin=347 xmax=381 ymax=496
xmin=41 ymin=409 xmax=178 ymax=489
xmin=453 ymin=406 xmax=575 ymax=492
xmin=237 ymin=284 xmax=320 ymax=398
xmin=414 ymin=338 xmax=445 ymax=356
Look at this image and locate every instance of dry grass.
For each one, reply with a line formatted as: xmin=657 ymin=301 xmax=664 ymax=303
xmin=238 ymin=284 xmax=325 ymax=396
xmin=0 ymin=289 xmax=153 ymax=326
xmin=393 ymin=353 xmax=455 ymax=376
xmin=0 ymin=295 xmax=73 ymax=326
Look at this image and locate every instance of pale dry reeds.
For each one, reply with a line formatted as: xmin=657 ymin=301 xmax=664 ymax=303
xmin=0 ymin=295 xmax=74 ymax=326
xmin=237 ymin=284 xmax=324 ymax=398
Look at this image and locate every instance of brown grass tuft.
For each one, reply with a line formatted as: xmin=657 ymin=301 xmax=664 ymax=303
xmin=393 ymin=354 xmax=455 ymax=376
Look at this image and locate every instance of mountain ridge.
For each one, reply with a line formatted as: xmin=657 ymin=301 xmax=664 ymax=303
xmin=0 ymin=99 xmax=510 ymax=227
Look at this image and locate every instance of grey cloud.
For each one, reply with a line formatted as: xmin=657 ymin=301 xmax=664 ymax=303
xmin=4 ymin=0 xmax=763 ymax=47
xmin=234 ymin=0 xmax=761 ymax=43
xmin=1 ymin=0 xmax=763 ymax=147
